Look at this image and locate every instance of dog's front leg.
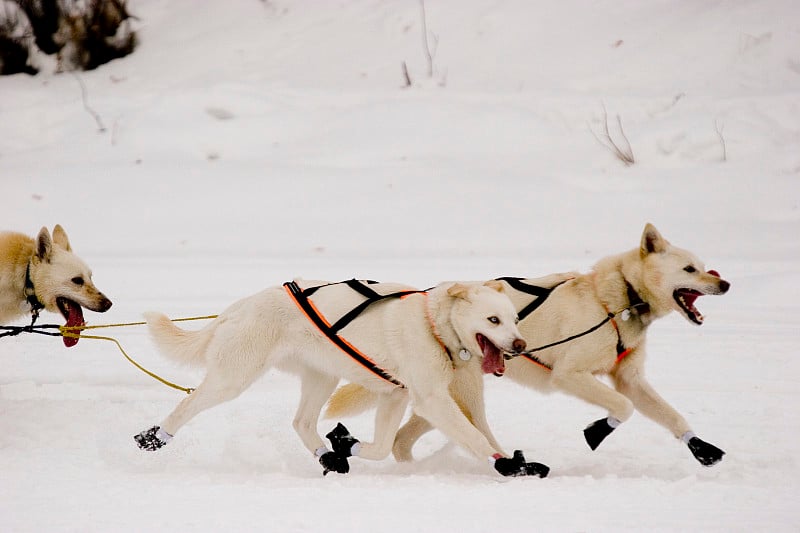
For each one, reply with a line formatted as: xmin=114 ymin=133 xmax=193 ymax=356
xmin=613 ymin=362 xmax=725 ymax=466
xmin=412 ymin=390 xmax=548 ymax=477
xmin=449 ymin=365 xmax=507 ymax=456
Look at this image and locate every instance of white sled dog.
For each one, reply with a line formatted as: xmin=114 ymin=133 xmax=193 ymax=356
xmin=327 ymin=224 xmax=731 ymax=467
xmin=0 ymin=225 xmax=112 ymax=347
xmin=135 ymin=278 xmax=550 ymax=477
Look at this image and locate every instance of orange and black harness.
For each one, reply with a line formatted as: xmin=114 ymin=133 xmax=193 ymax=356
xmin=283 ymin=279 xmax=429 ymax=388
xmin=501 ymin=277 xmax=649 ymax=372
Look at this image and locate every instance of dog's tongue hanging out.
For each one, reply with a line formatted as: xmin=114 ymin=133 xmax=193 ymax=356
xmin=60 ymin=299 xmax=85 ymax=348
xmin=477 ymin=334 xmax=505 ymax=376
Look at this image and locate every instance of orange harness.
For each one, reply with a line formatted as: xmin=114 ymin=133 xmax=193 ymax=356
xmin=284 ymin=280 xmax=452 ymax=388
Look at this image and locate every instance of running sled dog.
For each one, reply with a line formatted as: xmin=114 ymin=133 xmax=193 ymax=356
xmin=0 ymin=225 xmax=112 ymax=347
xmin=135 ymin=279 xmax=550 ymax=477
xmin=327 ymin=224 xmax=731 ymax=467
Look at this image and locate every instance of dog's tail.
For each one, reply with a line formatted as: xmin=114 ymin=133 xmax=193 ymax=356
xmin=324 ymin=383 xmax=379 ymax=419
xmin=143 ymin=312 xmax=214 ymax=367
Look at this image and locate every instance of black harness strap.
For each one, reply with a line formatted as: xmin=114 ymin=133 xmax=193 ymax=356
xmin=496 ymin=276 xmax=568 ymax=321
xmin=513 ymin=277 xmax=651 ymax=370
xmin=329 ymin=280 xmax=422 ymax=334
xmin=284 ymin=280 xmax=425 ymax=388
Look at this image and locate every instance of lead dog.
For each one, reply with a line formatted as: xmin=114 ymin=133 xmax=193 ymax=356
xmin=327 ymin=224 xmax=731 ymax=467
xmin=135 ymin=279 xmax=549 ymax=477
xmin=0 ymin=225 xmax=112 ymax=346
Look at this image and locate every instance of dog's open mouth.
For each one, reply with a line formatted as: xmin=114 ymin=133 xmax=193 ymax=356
xmin=674 ymin=270 xmax=725 ymax=326
xmin=57 ymin=297 xmax=85 ymax=347
xmin=673 ymin=289 xmax=705 ymax=325
xmin=477 ymin=333 xmax=505 ymax=376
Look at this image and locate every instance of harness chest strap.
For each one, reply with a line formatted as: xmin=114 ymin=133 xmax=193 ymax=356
xmin=514 ymin=275 xmax=649 ymax=370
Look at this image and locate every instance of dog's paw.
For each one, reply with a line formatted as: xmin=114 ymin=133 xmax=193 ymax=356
xmin=687 ymin=436 xmax=725 ymax=466
xmin=583 ymin=417 xmax=618 ymax=450
xmin=326 ymin=422 xmax=359 ymax=457
xmin=319 ymin=451 xmax=351 ymax=475
xmin=134 ymin=425 xmax=172 ymax=451
xmin=492 ymin=450 xmax=549 ymax=478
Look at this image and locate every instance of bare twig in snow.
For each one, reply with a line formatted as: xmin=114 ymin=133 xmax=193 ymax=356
xmin=72 ymin=73 xmax=106 ymax=132
xmin=589 ymin=104 xmax=635 ymax=165
xmin=401 ymin=61 xmax=412 ymax=88
xmin=714 ymin=120 xmax=727 ymax=162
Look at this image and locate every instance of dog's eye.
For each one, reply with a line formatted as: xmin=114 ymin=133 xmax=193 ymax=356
xmin=487 ymin=316 xmax=500 ymax=324
xmin=683 ymin=266 xmax=696 ymax=273
xmin=71 ymin=276 xmax=84 ymax=286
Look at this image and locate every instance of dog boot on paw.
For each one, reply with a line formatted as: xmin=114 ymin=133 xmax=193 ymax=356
xmin=326 ymin=422 xmax=359 ymax=457
xmin=319 ymin=450 xmax=352 ymax=475
xmin=134 ymin=425 xmax=172 ymax=451
xmin=492 ymin=450 xmax=549 ymax=478
xmin=584 ymin=417 xmax=619 ymax=450
xmin=684 ymin=433 xmax=725 ymax=466
xmin=319 ymin=423 xmax=360 ymax=475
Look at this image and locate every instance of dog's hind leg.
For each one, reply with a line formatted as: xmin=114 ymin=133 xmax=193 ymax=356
xmin=351 ymin=386 xmax=409 ymax=460
xmin=293 ymin=368 xmax=340 ymax=456
xmin=163 ymin=371 xmax=260 ymax=436
xmin=135 ymin=356 xmax=265 ymax=450
xmin=393 ymin=414 xmax=433 ymax=462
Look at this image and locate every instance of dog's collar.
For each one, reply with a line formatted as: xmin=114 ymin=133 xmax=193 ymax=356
xmin=592 ymin=273 xmax=651 ymax=363
xmin=24 ymin=261 xmax=45 ymax=320
xmin=624 ymin=280 xmax=650 ymax=319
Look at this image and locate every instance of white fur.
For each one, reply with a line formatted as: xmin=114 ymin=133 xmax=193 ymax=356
xmin=141 ymin=279 xmax=528 ymax=473
xmin=327 ymin=224 xmax=731 ymax=464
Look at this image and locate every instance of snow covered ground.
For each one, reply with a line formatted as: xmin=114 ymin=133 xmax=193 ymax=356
xmin=1 ymin=1 xmax=799 ymax=531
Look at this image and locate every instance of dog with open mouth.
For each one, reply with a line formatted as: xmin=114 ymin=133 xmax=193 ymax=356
xmin=135 ymin=279 xmax=550 ymax=478
xmin=0 ymin=225 xmax=112 ymax=347
xmin=327 ymin=224 xmax=732 ymax=468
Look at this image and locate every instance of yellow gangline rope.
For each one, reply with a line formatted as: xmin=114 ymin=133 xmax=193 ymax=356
xmin=59 ymin=315 xmax=218 ymax=395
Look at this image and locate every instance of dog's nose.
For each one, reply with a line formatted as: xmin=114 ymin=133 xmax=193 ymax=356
xmin=512 ymin=338 xmax=527 ymax=353
xmin=99 ymin=296 xmax=113 ymax=312
xmin=718 ymin=279 xmax=730 ymax=294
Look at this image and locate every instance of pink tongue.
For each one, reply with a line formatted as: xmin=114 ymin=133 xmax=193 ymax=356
xmin=63 ymin=304 xmax=85 ymax=348
xmin=479 ymin=337 xmax=505 ymax=375
xmin=707 ymin=270 xmax=720 ymax=278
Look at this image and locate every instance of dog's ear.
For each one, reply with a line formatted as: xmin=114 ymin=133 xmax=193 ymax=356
xmin=641 ymin=223 xmax=667 ymax=256
xmin=35 ymin=226 xmax=53 ymax=262
xmin=483 ymin=279 xmax=505 ymax=293
xmin=447 ymin=283 xmax=472 ymax=300
xmin=52 ymin=224 xmax=72 ymax=252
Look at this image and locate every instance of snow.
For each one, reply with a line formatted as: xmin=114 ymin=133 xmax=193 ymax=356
xmin=1 ymin=0 xmax=799 ymax=531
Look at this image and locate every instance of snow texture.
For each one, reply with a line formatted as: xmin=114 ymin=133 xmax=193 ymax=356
xmin=1 ymin=1 xmax=799 ymax=531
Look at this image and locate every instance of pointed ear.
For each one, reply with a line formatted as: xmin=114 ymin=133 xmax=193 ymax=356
xmin=36 ymin=226 xmax=53 ymax=262
xmin=447 ymin=283 xmax=472 ymax=300
xmin=483 ymin=279 xmax=505 ymax=293
xmin=640 ymin=223 xmax=667 ymax=256
xmin=52 ymin=224 xmax=72 ymax=252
